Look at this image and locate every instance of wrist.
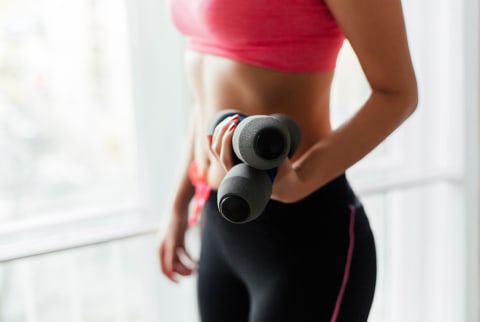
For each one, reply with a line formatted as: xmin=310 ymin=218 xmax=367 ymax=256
xmin=292 ymin=141 xmax=330 ymax=193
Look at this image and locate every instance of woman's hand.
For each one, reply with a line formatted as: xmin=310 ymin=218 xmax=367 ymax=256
xmin=207 ymin=114 xmax=240 ymax=171
xmin=270 ymin=157 xmax=312 ymax=203
xmin=158 ymin=210 xmax=196 ymax=283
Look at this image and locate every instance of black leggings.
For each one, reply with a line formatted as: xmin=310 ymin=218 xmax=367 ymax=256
xmin=197 ymin=174 xmax=377 ymax=322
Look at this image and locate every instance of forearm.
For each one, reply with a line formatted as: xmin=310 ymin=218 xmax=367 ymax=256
xmin=171 ymin=167 xmax=195 ymax=216
xmin=167 ymin=110 xmax=196 ymax=217
xmin=295 ymin=89 xmax=417 ymax=193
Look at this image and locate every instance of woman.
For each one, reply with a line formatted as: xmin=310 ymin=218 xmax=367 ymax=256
xmin=158 ymin=0 xmax=418 ymax=320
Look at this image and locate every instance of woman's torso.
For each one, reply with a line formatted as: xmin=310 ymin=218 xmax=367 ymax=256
xmin=185 ymin=50 xmax=336 ymax=189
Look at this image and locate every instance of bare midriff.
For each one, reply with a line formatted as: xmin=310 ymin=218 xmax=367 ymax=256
xmin=186 ymin=50 xmax=335 ymax=190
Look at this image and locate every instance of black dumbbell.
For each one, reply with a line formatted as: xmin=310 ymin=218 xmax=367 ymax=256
xmin=207 ymin=109 xmax=301 ymax=223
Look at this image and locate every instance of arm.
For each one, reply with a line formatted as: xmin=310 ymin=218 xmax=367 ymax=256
xmin=158 ymin=109 xmax=197 ymax=282
xmin=166 ymin=110 xmax=196 ymax=217
xmin=272 ymin=0 xmax=418 ymax=202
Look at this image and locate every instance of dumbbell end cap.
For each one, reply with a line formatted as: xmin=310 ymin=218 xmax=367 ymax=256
xmin=219 ymin=195 xmax=250 ymax=223
xmin=254 ymin=128 xmax=285 ymax=160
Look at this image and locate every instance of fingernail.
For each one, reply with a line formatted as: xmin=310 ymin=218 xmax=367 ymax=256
xmin=228 ymin=123 xmax=236 ymax=132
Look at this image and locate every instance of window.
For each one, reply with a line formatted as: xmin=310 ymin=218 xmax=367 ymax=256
xmin=0 ymin=0 xmax=150 ymax=321
xmin=0 ymin=0 xmax=143 ymax=261
xmin=0 ymin=0 xmax=138 ymax=224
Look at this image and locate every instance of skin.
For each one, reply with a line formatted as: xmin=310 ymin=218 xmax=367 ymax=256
xmin=158 ymin=0 xmax=418 ymax=282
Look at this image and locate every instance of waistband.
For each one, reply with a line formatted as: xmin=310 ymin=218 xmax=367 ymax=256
xmin=207 ymin=172 xmax=359 ymax=213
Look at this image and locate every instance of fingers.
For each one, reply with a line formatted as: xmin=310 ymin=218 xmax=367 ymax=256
xmin=219 ymin=123 xmax=236 ymax=169
xmin=159 ymin=241 xmax=196 ymax=283
xmin=175 ymin=247 xmax=197 ymax=276
xmin=159 ymin=241 xmax=178 ymax=283
xmin=208 ymin=114 xmax=240 ymax=171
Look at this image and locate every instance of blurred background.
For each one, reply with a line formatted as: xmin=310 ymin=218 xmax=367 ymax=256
xmin=0 ymin=0 xmax=478 ymax=321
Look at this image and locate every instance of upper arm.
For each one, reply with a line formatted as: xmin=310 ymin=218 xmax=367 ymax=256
xmin=324 ymin=0 xmax=417 ymax=99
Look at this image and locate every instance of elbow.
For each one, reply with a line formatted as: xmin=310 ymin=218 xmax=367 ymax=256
xmin=399 ymin=70 xmax=419 ymax=116
xmin=399 ymin=85 xmax=418 ymax=120
xmin=392 ymin=86 xmax=418 ymax=122
xmin=404 ymin=79 xmax=419 ymax=116
xmin=373 ymin=78 xmax=419 ymax=119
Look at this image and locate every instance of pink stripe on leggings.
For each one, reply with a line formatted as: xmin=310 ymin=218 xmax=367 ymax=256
xmin=330 ymin=205 xmax=356 ymax=322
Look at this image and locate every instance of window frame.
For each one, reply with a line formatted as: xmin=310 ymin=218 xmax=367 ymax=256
xmin=463 ymin=0 xmax=480 ymax=319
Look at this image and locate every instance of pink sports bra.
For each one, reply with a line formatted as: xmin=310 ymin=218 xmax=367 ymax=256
xmin=170 ymin=0 xmax=345 ymax=72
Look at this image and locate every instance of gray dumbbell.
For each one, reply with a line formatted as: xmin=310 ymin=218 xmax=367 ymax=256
xmin=208 ymin=109 xmax=301 ymax=223
xmin=208 ymin=110 xmax=301 ymax=169
xmin=217 ymin=163 xmax=272 ymax=223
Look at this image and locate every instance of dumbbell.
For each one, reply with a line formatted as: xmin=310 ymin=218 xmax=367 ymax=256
xmin=207 ymin=109 xmax=301 ymax=223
